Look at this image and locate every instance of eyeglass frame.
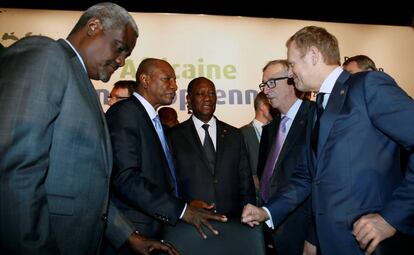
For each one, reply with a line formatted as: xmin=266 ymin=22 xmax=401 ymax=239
xmin=259 ymin=76 xmax=289 ymax=91
xmin=107 ymin=95 xmax=130 ymax=100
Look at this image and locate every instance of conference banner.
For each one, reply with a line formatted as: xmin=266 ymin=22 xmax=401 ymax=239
xmin=1 ymin=8 xmax=413 ymax=127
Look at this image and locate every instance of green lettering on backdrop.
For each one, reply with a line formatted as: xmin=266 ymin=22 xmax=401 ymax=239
xmin=119 ymin=59 xmax=136 ymax=79
xmin=119 ymin=58 xmax=237 ymax=80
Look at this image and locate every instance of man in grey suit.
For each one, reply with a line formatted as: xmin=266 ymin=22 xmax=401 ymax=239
xmin=241 ymin=91 xmax=273 ymax=192
xmin=256 ymin=60 xmax=315 ymax=255
xmin=0 ymin=3 xmax=177 ymax=255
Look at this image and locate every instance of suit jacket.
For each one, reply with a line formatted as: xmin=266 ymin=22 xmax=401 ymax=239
xmin=267 ymin=71 xmax=414 ymax=255
xmin=0 ymin=36 xmax=132 ymax=255
xmin=168 ymin=117 xmax=256 ymax=217
xmin=240 ymin=121 xmax=260 ymax=177
xmin=258 ymin=100 xmax=314 ymax=255
xmin=105 ymin=96 xmax=185 ymax=239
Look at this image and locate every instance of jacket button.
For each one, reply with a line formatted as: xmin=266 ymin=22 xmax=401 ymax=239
xmin=101 ymin=214 xmax=108 ymax=222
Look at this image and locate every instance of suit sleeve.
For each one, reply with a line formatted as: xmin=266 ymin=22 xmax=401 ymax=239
xmin=106 ymin=104 xmax=185 ymax=225
xmin=0 ymin=40 xmax=67 ymax=253
xmin=265 ymin=118 xmax=313 ymax=226
xmin=363 ymin=72 xmax=414 ymax=234
xmin=105 ymin=200 xmax=135 ymax=249
xmin=238 ymin=133 xmax=257 ymax=206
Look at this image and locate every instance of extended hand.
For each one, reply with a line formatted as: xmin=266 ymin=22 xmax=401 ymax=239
xmin=241 ymin=203 xmax=269 ymax=227
xmin=352 ymin=213 xmax=396 ymax=254
xmin=182 ymin=204 xmax=227 ymax=239
xmin=127 ymin=232 xmax=180 ymax=255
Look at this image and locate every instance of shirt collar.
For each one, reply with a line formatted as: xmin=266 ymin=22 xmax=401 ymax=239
xmin=283 ymin=98 xmax=302 ymax=120
xmin=319 ymin=66 xmax=343 ymax=94
xmin=133 ymin=92 xmax=158 ymax=120
xmin=63 ymin=39 xmax=87 ymax=72
xmin=192 ymin=115 xmax=216 ymax=129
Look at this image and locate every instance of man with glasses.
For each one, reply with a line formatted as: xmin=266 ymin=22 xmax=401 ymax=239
xmin=108 ymin=80 xmax=136 ymax=106
xmin=255 ymin=60 xmax=316 ymax=254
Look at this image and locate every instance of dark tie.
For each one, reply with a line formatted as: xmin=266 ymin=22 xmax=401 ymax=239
xmin=202 ymin=124 xmax=216 ymax=172
xmin=153 ymin=115 xmax=179 ymax=196
xmin=260 ymin=116 xmax=289 ymax=202
xmin=311 ymin=93 xmax=325 ymax=155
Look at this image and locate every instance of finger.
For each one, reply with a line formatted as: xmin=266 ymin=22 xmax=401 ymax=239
xmin=355 ymin=225 xmax=372 ymax=249
xmin=163 ymin=241 xmax=180 ymax=255
xmin=193 ymin=224 xmax=207 ymax=239
xmin=252 ymin=220 xmax=260 ymax=226
xmin=353 ymin=217 xmax=367 ymax=237
xmin=202 ymin=219 xmax=219 ymax=235
xmin=366 ymin=238 xmax=380 ymax=255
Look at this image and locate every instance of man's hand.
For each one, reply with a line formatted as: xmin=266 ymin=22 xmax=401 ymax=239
xmin=182 ymin=203 xmax=228 ymax=239
xmin=241 ymin=203 xmax=269 ymax=227
xmin=127 ymin=232 xmax=179 ymax=255
xmin=352 ymin=213 xmax=396 ymax=254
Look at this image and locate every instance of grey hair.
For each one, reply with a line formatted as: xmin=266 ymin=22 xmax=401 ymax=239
xmin=69 ymin=2 xmax=138 ymax=36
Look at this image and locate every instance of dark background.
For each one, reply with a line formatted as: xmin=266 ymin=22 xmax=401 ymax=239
xmin=1 ymin=1 xmax=413 ymax=27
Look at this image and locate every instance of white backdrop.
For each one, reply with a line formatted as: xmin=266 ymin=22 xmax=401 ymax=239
xmin=1 ymin=8 xmax=413 ymax=127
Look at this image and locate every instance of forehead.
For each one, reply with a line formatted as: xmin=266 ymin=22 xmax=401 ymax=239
xmin=151 ymin=61 xmax=175 ymax=76
xmin=193 ymin=80 xmax=215 ymax=91
xmin=287 ymin=42 xmax=302 ymax=61
xmin=106 ymin=24 xmax=137 ymax=51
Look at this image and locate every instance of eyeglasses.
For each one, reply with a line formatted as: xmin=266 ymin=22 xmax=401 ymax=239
xmin=259 ymin=77 xmax=289 ymax=91
xmin=108 ymin=96 xmax=129 ymax=100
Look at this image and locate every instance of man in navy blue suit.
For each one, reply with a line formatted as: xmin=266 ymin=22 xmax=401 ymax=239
xmin=242 ymin=26 xmax=414 ymax=255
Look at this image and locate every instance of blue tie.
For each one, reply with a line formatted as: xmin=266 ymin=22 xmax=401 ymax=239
xmin=153 ymin=115 xmax=179 ymax=196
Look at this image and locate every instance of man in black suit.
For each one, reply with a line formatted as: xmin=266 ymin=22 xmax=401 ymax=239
xmin=168 ymin=77 xmax=256 ymax=217
xmin=256 ymin=60 xmax=315 ymax=255
xmin=105 ymin=59 xmax=227 ymax=254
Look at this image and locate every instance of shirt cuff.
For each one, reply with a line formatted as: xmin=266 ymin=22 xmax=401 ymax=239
xmin=262 ymin=206 xmax=274 ymax=229
xmin=179 ymin=203 xmax=187 ymax=219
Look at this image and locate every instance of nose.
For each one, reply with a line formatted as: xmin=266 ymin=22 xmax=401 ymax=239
xmin=263 ymin=86 xmax=270 ymax=94
xmin=169 ymin=78 xmax=178 ymax=91
xmin=115 ymin=55 xmax=126 ymax=67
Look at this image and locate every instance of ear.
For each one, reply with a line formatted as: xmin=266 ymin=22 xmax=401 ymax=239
xmin=309 ymin=46 xmax=320 ymax=66
xmin=139 ymin=73 xmax=149 ymax=88
xmin=86 ymin=18 xmax=102 ymax=36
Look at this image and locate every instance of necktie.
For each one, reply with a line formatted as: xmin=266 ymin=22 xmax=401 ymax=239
xmin=311 ymin=93 xmax=325 ymax=156
xmin=260 ymin=116 xmax=289 ymax=202
xmin=202 ymin=124 xmax=216 ymax=172
xmin=153 ymin=115 xmax=179 ymax=196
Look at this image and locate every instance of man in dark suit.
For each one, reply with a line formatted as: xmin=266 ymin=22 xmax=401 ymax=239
xmin=0 ymin=3 xmax=177 ymax=255
xmin=241 ymin=91 xmax=273 ymax=192
xmin=105 ymin=59 xmax=227 ymax=253
xmin=256 ymin=60 xmax=314 ymax=255
xmin=168 ymin=77 xmax=256 ymax=218
xmin=242 ymin=26 xmax=414 ymax=255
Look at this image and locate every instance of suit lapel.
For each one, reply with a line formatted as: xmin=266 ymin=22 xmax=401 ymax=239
xmin=57 ymin=39 xmax=112 ymax=173
xmin=215 ymin=119 xmax=229 ymax=176
xmin=182 ymin=118 xmax=214 ymax=174
xmin=275 ymin=101 xmax=308 ymax=170
xmin=132 ymin=97 xmax=175 ymax=186
xmin=317 ymin=71 xmax=351 ymax=159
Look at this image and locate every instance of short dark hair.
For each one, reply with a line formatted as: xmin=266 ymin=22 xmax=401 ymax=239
xmin=113 ymin=80 xmax=137 ymax=95
xmin=187 ymin=77 xmax=215 ymax=95
xmin=254 ymin=91 xmax=268 ymax=112
xmin=343 ymin=55 xmax=377 ymax=71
